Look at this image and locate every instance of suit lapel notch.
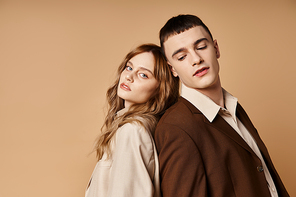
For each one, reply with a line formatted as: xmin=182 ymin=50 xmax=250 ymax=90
xmin=204 ymin=115 xmax=256 ymax=155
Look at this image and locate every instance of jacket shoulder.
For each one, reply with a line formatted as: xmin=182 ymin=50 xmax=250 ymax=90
xmin=116 ymin=122 xmax=152 ymax=144
xmin=157 ymin=97 xmax=204 ymax=131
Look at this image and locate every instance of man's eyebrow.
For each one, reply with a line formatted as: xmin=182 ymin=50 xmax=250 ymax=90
xmin=171 ymin=38 xmax=208 ymax=58
xmin=171 ymin=47 xmax=186 ymax=58
xmin=193 ymin=38 xmax=208 ymax=46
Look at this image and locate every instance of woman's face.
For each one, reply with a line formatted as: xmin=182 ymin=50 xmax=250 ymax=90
xmin=117 ymin=52 xmax=159 ymax=108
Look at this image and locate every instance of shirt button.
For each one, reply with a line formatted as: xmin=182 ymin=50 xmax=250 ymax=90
xmin=257 ymin=165 xmax=264 ymax=172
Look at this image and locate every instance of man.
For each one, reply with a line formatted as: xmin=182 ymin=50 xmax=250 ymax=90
xmin=154 ymin=14 xmax=289 ymax=197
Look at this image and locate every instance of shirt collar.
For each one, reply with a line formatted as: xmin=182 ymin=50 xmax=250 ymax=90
xmin=180 ymin=83 xmax=238 ymax=122
xmin=223 ymin=89 xmax=238 ymax=119
xmin=116 ymin=108 xmax=128 ymax=117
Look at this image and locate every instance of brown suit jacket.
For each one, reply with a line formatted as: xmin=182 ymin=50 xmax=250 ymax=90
xmin=154 ymin=97 xmax=289 ymax=197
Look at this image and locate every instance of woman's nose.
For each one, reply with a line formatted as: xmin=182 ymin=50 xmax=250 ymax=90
xmin=125 ymin=73 xmax=134 ymax=82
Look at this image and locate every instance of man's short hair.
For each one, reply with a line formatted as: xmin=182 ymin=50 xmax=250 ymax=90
xmin=159 ymin=14 xmax=213 ymax=55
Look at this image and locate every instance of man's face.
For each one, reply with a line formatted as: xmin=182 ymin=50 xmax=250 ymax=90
xmin=163 ymin=26 xmax=221 ymax=91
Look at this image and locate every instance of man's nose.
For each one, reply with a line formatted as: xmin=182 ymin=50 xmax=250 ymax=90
xmin=192 ymin=52 xmax=204 ymax=66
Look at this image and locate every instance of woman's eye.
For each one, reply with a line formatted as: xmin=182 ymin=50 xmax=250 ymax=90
xmin=139 ymin=73 xmax=148 ymax=78
xmin=126 ymin=66 xmax=132 ymax=71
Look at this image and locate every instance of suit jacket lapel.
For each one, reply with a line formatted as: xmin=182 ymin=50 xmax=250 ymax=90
xmin=236 ymin=104 xmax=259 ymax=141
xmin=181 ymin=97 xmax=256 ymax=155
xmin=206 ymin=113 xmax=256 ymax=155
xmin=236 ymin=104 xmax=269 ymax=159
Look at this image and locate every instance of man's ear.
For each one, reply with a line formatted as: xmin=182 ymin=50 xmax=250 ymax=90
xmin=167 ymin=61 xmax=178 ymax=77
xmin=213 ymin=39 xmax=220 ymax=58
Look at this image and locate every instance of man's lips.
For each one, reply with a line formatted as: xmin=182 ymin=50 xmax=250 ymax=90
xmin=120 ymin=83 xmax=131 ymax=91
xmin=193 ymin=67 xmax=209 ymax=77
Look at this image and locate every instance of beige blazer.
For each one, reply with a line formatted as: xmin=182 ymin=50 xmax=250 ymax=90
xmin=85 ymin=121 xmax=161 ymax=197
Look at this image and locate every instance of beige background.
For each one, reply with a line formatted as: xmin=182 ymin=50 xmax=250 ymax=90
xmin=0 ymin=0 xmax=295 ymax=196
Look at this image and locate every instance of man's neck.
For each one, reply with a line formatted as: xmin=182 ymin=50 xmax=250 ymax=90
xmin=193 ymin=78 xmax=224 ymax=108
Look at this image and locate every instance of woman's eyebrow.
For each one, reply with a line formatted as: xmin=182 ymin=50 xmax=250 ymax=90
xmin=139 ymin=67 xmax=153 ymax=75
xmin=128 ymin=60 xmax=154 ymax=75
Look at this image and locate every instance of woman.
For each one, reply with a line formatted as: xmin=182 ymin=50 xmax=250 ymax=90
xmin=85 ymin=44 xmax=179 ymax=197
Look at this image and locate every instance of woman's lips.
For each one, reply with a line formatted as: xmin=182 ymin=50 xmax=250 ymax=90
xmin=120 ymin=83 xmax=131 ymax=91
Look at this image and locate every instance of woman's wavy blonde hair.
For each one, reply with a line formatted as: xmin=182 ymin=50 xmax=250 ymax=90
xmin=95 ymin=43 xmax=179 ymax=160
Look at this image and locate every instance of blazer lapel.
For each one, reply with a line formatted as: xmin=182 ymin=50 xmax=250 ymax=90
xmin=205 ymin=114 xmax=255 ymax=155
xmin=236 ymin=104 xmax=269 ymax=158
xmin=181 ymin=97 xmax=256 ymax=154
